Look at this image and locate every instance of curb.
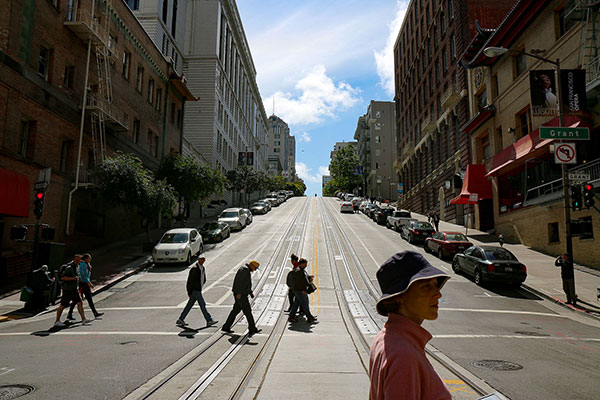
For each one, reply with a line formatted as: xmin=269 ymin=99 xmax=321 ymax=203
xmin=90 ymin=255 xmax=153 ymax=296
xmin=521 ymin=283 xmax=600 ymax=321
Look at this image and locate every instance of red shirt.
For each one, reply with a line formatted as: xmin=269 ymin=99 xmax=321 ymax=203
xmin=369 ymin=313 xmax=451 ymax=400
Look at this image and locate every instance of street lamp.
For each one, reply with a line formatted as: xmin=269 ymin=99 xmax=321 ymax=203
xmin=483 ymin=46 xmax=573 ymax=263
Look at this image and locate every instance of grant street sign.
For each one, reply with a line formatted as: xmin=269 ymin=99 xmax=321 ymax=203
xmin=540 ymin=126 xmax=589 ymax=140
xmin=568 ymin=172 xmax=590 ymax=182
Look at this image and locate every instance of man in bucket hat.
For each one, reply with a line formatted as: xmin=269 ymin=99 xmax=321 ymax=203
xmin=221 ymin=260 xmax=262 ymax=336
xmin=369 ymin=251 xmax=451 ymax=400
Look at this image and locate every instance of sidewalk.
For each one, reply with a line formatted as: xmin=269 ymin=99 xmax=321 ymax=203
xmin=0 ymin=215 xmax=216 ymax=321
xmin=415 ymin=213 xmax=600 ymax=318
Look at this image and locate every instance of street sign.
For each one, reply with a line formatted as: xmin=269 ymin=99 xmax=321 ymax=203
xmin=569 ymin=172 xmax=590 ymax=182
xmin=469 ymin=193 xmax=478 ymax=202
xmin=397 ymin=183 xmax=404 ymax=194
xmin=540 ymin=126 xmax=589 ymax=140
xmin=554 ymin=143 xmax=577 ymax=164
xmin=33 ymin=181 xmax=48 ymax=191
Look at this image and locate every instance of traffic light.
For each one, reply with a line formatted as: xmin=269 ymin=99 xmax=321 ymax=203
xmin=583 ymin=183 xmax=595 ymax=209
xmin=41 ymin=226 xmax=56 ymax=241
xmin=570 ymin=185 xmax=582 ymax=211
xmin=33 ymin=190 xmax=45 ymax=217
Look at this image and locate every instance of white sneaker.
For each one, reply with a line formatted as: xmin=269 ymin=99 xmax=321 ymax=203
xmin=82 ymin=318 xmax=93 ymax=324
xmin=54 ymin=321 xmax=66 ymax=327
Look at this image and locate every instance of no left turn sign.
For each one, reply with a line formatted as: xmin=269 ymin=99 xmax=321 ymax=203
xmin=555 ymin=143 xmax=576 ymax=164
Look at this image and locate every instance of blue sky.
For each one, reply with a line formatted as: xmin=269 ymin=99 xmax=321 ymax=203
xmin=237 ymin=0 xmax=408 ymax=196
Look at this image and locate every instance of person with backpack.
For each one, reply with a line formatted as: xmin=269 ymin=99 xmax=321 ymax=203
xmin=67 ymin=253 xmax=103 ymax=320
xmin=54 ymin=254 xmax=92 ymax=327
xmin=285 ymin=254 xmax=299 ymax=312
xmin=288 ymin=258 xmax=317 ymax=324
xmin=177 ymin=254 xmax=218 ymax=328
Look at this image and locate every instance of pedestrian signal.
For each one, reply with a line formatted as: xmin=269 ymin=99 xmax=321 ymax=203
xmin=583 ymin=183 xmax=595 ymax=209
xmin=10 ymin=226 xmax=28 ymax=240
xmin=570 ymin=185 xmax=582 ymax=211
xmin=33 ymin=190 xmax=45 ymax=217
xmin=41 ymin=226 xmax=56 ymax=241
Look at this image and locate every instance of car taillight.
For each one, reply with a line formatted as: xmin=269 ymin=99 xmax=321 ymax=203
xmin=521 ymin=265 xmax=527 ymax=273
xmin=414 ymin=230 xmax=419 ymax=234
xmin=487 ymin=265 xmax=495 ymax=272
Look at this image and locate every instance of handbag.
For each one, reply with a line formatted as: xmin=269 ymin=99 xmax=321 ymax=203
xmin=306 ymin=282 xmax=317 ymax=294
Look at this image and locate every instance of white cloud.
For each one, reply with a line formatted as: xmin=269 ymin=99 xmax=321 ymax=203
xmin=296 ymin=162 xmax=329 ymax=183
xmin=265 ymin=65 xmax=361 ymax=126
xmin=373 ymin=1 xmax=408 ymax=97
xmin=297 ymin=132 xmax=311 ymax=143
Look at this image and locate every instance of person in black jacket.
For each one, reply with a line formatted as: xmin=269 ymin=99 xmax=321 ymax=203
xmin=221 ymin=260 xmax=262 ymax=336
xmin=288 ymin=258 xmax=317 ymax=324
xmin=176 ymin=255 xmax=218 ymax=328
xmin=555 ymin=253 xmax=577 ymax=305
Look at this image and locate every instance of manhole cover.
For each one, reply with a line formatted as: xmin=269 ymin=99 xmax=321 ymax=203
xmin=0 ymin=384 xmax=35 ymax=399
xmin=472 ymin=360 xmax=523 ymax=371
xmin=515 ymin=331 xmax=550 ymax=337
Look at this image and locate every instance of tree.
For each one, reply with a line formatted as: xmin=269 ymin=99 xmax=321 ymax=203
xmin=226 ymin=166 xmax=261 ymax=207
xmin=97 ymin=153 xmax=177 ymax=240
xmin=329 ymin=143 xmax=362 ymax=193
xmin=157 ymin=153 xmax=226 ymax=224
xmin=285 ymin=181 xmax=306 ymax=196
xmin=267 ymin=175 xmax=286 ymax=192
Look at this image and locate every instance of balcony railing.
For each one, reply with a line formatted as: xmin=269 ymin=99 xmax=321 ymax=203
xmin=421 ymin=114 xmax=436 ymax=135
xmin=64 ymin=5 xmax=108 ymax=45
xmin=86 ymin=94 xmax=129 ymax=131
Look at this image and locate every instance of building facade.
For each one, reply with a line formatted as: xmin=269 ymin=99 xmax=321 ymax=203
xmin=267 ymin=114 xmax=295 ymax=179
xmin=181 ymin=0 xmax=268 ymax=177
xmin=330 ymin=141 xmax=357 ymax=161
xmin=0 ymin=0 xmax=192 ymax=289
xmin=393 ymin=0 xmax=514 ymax=222
xmin=354 ymin=101 xmax=397 ymax=201
xmin=460 ymin=0 xmax=599 ymax=267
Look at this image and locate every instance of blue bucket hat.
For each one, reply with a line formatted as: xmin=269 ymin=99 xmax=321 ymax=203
xmin=376 ymin=251 xmax=450 ymax=316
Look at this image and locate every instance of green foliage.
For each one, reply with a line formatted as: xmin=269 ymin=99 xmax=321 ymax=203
xmin=285 ymin=181 xmax=306 ymax=196
xmin=267 ymin=175 xmax=286 ymax=191
xmin=97 ymin=152 xmax=176 ymax=220
xmin=323 ymin=181 xmax=338 ymax=197
xmin=329 ymin=143 xmax=362 ymax=193
xmin=157 ymin=153 xmax=225 ymax=205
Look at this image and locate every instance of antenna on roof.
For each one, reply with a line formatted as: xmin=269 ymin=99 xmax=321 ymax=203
xmin=272 ymin=96 xmax=275 ymax=116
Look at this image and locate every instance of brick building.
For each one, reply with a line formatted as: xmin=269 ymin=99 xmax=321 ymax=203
xmin=0 ymin=0 xmax=194 ymax=290
xmin=393 ymin=0 xmax=514 ymax=223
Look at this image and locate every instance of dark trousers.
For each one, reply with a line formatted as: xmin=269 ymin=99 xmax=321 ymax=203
xmin=562 ymin=278 xmax=577 ymax=303
xmin=69 ymin=283 xmax=98 ymax=317
xmin=289 ymin=291 xmax=313 ymax=319
xmin=223 ymin=294 xmax=257 ymax=331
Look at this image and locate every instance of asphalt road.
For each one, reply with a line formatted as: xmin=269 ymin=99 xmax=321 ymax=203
xmin=0 ymin=196 xmax=598 ymax=400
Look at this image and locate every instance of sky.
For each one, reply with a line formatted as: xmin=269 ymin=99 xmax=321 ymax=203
xmin=236 ymin=0 xmax=408 ymax=196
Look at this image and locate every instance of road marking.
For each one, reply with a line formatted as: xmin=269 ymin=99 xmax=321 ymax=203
xmin=439 ymin=308 xmax=569 ymax=318
xmin=0 ymin=367 xmax=15 ymax=376
xmin=0 ymin=331 xmax=216 ymax=337
xmin=433 ymin=334 xmax=600 ymax=342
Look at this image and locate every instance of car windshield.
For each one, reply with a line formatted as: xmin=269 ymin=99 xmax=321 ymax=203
xmin=220 ymin=211 xmax=239 ymax=218
xmin=382 ymin=208 xmax=394 ymax=215
xmin=252 ymin=203 xmax=264 ymax=207
xmin=484 ymin=248 xmax=517 ymax=261
xmin=160 ymin=232 xmax=188 ymax=243
xmin=397 ymin=212 xmax=411 ymax=217
xmin=414 ymin=222 xmax=433 ymax=229
xmin=446 ymin=233 xmax=468 ymax=241
xmin=202 ymin=223 xmax=220 ymax=231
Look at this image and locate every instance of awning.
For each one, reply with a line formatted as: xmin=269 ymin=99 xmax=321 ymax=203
xmin=169 ymin=72 xmax=197 ymax=101
xmin=450 ymin=164 xmax=492 ymax=204
xmin=486 ymin=116 xmax=584 ymax=177
xmin=0 ymin=168 xmax=30 ymax=217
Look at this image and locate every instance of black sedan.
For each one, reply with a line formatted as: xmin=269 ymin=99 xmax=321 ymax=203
xmin=452 ymin=246 xmax=527 ymax=287
xmin=199 ymin=221 xmax=231 ymax=243
xmin=401 ymin=221 xmax=435 ymax=243
xmin=373 ymin=207 xmax=395 ymax=225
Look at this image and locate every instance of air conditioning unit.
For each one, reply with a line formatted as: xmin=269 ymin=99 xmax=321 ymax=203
xmin=181 ymin=75 xmax=188 ymax=84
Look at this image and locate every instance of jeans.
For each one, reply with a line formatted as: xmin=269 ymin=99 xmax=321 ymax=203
xmin=289 ymin=291 xmax=313 ymax=319
xmin=68 ymin=283 xmax=96 ymax=316
xmin=179 ymin=290 xmax=213 ymax=322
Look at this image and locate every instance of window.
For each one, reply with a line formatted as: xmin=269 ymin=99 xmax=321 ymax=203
xmin=162 ymin=0 xmax=168 ymax=23
xmin=171 ymin=0 xmax=178 ymax=36
xmin=451 ymin=34 xmax=456 ymax=59
xmin=19 ymin=120 xmax=36 ymax=159
xmin=514 ymin=52 xmax=527 ymax=78
xmin=449 ymin=0 xmax=454 ymax=19
xmin=63 ymin=66 xmax=74 ymax=89
xmin=60 ymin=140 xmax=71 ymax=173
xmin=132 ymin=118 xmax=140 ymax=143
xmin=38 ymin=46 xmax=51 ymax=80
xmin=558 ymin=7 xmax=578 ymax=37
xmin=274 ymin=148 xmax=280 ymax=153
xmin=440 ymin=12 xmax=446 ymax=33
xmin=491 ymin=73 xmax=499 ymax=100
xmin=125 ymin=0 xmax=139 ymax=10
xmin=375 ymin=149 xmax=381 ymax=157
xmin=147 ymin=130 xmax=154 ymax=154
xmin=147 ymin=79 xmax=154 ymax=103
xmin=548 ymin=222 xmax=560 ymax=243
xmin=122 ymin=51 xmax=130 ymax=79
xmin=442 ymin=47 xmax=448 ymax=72
xmin=156 ymin=88 xmax=162 ymax=110
xmin=516 ymin=108 xmax=531 ymax=138
xmin=136 ymin=66 xmax=143 ymax=92
xmin=476 ymin=88 xmax=487 ymax=112
xmin=578 ymin=216 xmax=594 ymax=240
xmin=375 ymin=162 xmax=380 ymax=169
xmin=480 ymin=134 xmax=491 ymax=161
xmin=375 ymin=135 xmax=381 ymax=143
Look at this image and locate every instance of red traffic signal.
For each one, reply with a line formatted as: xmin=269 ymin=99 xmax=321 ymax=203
xmin=583 ymin=183 xmax=595 ymax=209
xmin=36 ymin=192 xmax=44 ymax=200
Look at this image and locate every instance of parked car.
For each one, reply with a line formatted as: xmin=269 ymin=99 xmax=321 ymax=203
xmin=373 ymin=207 xmax=395 ymax=225
xmin=401 ymin=221 xmax=435 ymax=243
xmin=424 ymin=232 xmax=473 ymax=259
xmin=386 ymin=209 xmax=417 ymax=231
xmin=359 ymin=201 xmax=371 ymax=213
xmin=240 ymin=208 xmax=253 ymax=225
xmin=351 ymin=197 xmax=363 ymax=212
xmin=218 ymin=208 xmax=248 ymax=230
xmin=250 ymin=202 xmax=269 ymax=215
xmin=452 ymin=246 xmax=527 ymax=287
xmin=264 ymin=197 xmax=281 ymax=206
xmin=199 ymin=221 xmax=231 ymax=243
xmin=258 ymin=198 xmax=275 ymax=209
xmin=152 ymin=228 xmax=203 ymax=265
xmin=340 ymin=201 xmax=354 ymax=213
xmin=363 ymin=203 xmax=377 ymax=216
xmin=344 ymin=193 xmax=355 ymax=202
xmin=367 ymin=205 xmax=381 ymax=219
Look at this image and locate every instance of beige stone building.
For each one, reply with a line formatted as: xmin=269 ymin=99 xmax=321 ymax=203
xmin=460 ymin=0 xmax=599 ymax=267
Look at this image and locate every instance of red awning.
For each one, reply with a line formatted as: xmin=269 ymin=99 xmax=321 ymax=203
xmin=0 ymin=168 xmax=30 ymax=217
xmin=450 ymin=164 xmax=492 ymax=204
xmin=486 ymin=116 xmax=584 ymax=177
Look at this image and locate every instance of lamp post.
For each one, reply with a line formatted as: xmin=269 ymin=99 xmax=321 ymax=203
xmin=483 ymin=47 xmax=573 ymax=261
